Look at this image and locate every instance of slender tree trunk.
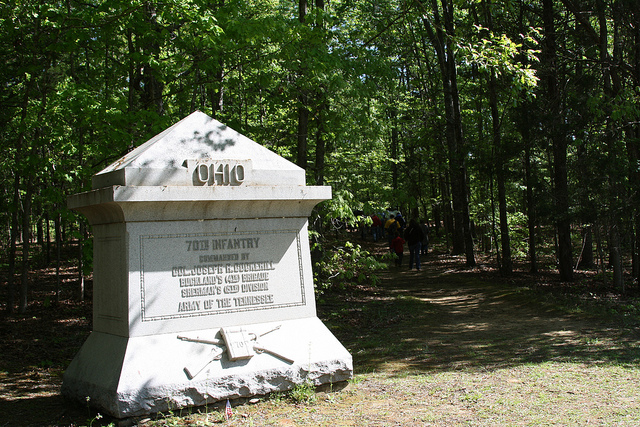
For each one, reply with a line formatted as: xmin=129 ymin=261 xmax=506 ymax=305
xmin=442 ymin=172 xmax=453 ymax=250
xmin=295 ymin=0 xmax=309 ymax=171
xmin=578 ymin=226 xmax=594 ymax=268
xmin=596 ymin=224 xmax=607 ymax=286
xmin=211 ymin=65 xmax=224 ymax=117
xmin=127 ymin=29 xmax=136 ymax=114
xmin=489 ymin=166 xmax=501 ymax=268
xmin=19 ymin=181 xmax=32 ymax=314
xmin=6 ymin=175 xmax=19 ymax=314
xmin=610 ymin=225 xmax=624 ymax=291
xmin=9 ymin=76 xmax=32 ymax=314
xmin=575 ymin=131 xmax=594 ymax=269
xmin=296 ymin=95 xmax=309 ymax=170
xmin=141 ymin=2 xmax=164 ymax=116
xmin=312 ymin=0 xmax=326 ymax=184
xmin=299 ymin=0 xmax=307 ymax=22
xmin=488 ymin=67 xmax=512 ymax=274
xmin=598 ymin=0 xmax=624 ymax=289
xmin=635 ymin=214 xmax=640 ymax=281
xmin=36 ymin=213 xmax=44 ymax=256
xmin=447 ymin=10 xmax=475 ymax=266
xmin=543 ymin=0 xmax=572 ymax=280
xmin=432 ymin=174 xmax=441 ymax=235
xmin=315 ymin=103 xmax=326 ymax=185
xmin=524 ymin=131 xmax=537 ymax=273
xmin=497 ymin=169 xmax=511 ymax=274
xmin=624 ymin=4 xmax=640 ymax=281
xmin=55 ymin=212 xmax=62 ymax=305
xmin=45 ymin=212 xmax=51 ymax=265
xmin=420 ymin=0 xmax=475 ymax=265
xmin=390 ymin=108 xmax=399 ymax=192
xmin=78 ymin=221 xmax=85 ymax=301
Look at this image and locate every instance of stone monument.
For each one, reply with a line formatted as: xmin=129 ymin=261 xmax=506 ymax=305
xmin=62 ymin=111 xmax=352 ymax=418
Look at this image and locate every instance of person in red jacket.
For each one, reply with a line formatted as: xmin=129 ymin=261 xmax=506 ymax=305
xmin=391 ymin=233 xmax=406 ymax=267
xmin=371 ymin=214 xmax=382 ymax=242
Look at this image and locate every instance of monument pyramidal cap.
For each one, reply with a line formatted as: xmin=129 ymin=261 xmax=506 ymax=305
xmin=92 ymin=110 xmax=303 ymax=188
xmin=63 ymin=111 xmax=352 ymax=419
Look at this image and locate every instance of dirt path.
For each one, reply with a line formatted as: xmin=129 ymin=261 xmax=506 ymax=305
xmin=349 ymin=250 xmax=638 ymax=374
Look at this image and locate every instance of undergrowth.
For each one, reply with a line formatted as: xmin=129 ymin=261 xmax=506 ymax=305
xmin=313 ymin=241 xmax=389 ymax=297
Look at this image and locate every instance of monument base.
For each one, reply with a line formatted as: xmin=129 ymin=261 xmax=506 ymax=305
xmin=62 ymin=317 xmax=352 ymax=418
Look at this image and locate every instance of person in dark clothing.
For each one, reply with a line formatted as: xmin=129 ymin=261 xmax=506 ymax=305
xmin=419 ymin=220 xmax=430 ymax=256
xmin=405 ymin=219 xmax=425 ymax=270
xmin=395 ymin=212 xmax=406 ymax=232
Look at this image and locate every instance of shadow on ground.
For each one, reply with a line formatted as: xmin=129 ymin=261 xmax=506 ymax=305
xmin=318 ymin=250 xmax=640 ymax=377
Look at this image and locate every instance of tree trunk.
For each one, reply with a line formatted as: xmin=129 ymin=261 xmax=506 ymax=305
xmin=296 ymin=95 xmax=309 ymax=170
xmin=127 ymin=29 xmax=136 ymax=115
xmin=432 ymin=174 xmax=441 ymax=235
xmin=489 ymin=166 xmax=501 ymax=268
xmin=78 ymin=221 xmax=85 ymax=301
xmin=315 ymin=103 xmax=326 ymax=185
xmin=390 ymin=108 xmax=399 ymax=192
xmin=55 ymin=212 xmax=62 ymax=305
xmin=497 ymin=170 xmax=512 ymax=274
xmin=45 ymin=212 xmax=51 ymax=265
xmin=488 ymin=65 xmax=512 ymax=274
xmin=442 ymin=172 xmax=453 ymax=249
xmin=36 ymin=213 xmax=44 ymax=256
xmin=578 ymin=226 xmax=595 ymax=269
xmin=623 ymin=4 xmax=640 ymax=282
xmin=296 ymin=0 xmax=309 ymax=171
xmin=610 ymin=225 xmax=624 ymax=291
xmin=6 ymin=174 xmax=20 ymax=314
xmin=524 ymin=131 xmax=537 ymax=273
xmin=141 ymin=2 xmax=164 ymax=116
xmin=19 ymin=181 xmax=32 ymax=314
xmin=211 ymin=65 xmax=224 ymax=117
xmin=299 ymin=0 xmax=307 ymax=22
xmin=420 ymin=0 xmax=475 ymax=265
xmin=543 ymin=0 xmax=572 ymax=281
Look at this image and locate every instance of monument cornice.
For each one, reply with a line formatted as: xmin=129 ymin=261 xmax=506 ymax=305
xmin=68 ymin=185 xmax=331 ymax=224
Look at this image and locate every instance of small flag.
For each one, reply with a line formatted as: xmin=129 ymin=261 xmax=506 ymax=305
xmin=225 ymin=399 xmax=232 ymax=420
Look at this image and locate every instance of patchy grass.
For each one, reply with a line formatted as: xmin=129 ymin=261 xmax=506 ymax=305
xmin=1 ymin=237 xmax=639 ymax=426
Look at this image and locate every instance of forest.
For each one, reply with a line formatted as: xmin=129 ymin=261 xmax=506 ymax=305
xmin=2 ymin=0 xmax=640 ymax=314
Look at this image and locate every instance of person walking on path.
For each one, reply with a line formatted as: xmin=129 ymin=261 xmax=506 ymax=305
xmin=385 ymin=215 xmax=399 ymax=249
xmin=405 ymin=219 xmax=425 ymax=270
xmin=371 ymin=214 xmax=382 ymax=242
xmin=391 ymin=232 xmax=406 ymax=267
xmin=419 ymin=220 xmax=430 ymax=256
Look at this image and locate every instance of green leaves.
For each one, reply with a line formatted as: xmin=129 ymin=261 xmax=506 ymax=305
xmin=314 ymin=241 xmax=388 ymax=295
xmin=459 ymin=25 xmax=539 ymax=89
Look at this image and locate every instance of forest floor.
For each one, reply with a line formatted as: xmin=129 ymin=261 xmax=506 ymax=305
xmin=2 ymin=233 xmax=640 ymax=426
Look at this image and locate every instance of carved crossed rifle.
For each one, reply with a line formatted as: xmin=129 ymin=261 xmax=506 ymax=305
xmin=177 ymin=325 xmax=294 ymax=380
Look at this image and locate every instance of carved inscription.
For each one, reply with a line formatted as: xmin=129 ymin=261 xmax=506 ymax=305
xmin=184 ymin=159 xmax=250 ymax=186
xmin=173 ymin=238 xmax=274 ymax=313
xmin=139 ymin=230 xmax=306 ymax=321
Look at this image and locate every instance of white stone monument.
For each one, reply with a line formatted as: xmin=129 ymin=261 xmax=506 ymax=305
xmin=62 ymin=111 xmax=352 ymax=418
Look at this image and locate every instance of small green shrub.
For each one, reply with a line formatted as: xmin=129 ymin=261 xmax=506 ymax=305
xmin=288 ymin=380 xmax=317 ymax=404
xmin=314 ymin=241 xmax=388 ymax=296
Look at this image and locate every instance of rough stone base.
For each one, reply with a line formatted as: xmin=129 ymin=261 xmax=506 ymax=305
xmin=62 ymin=317 xmax=352 ymax=418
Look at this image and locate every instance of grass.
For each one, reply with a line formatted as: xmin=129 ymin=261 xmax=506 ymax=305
xmin=210 ymin=362 xmax=640 ymax=426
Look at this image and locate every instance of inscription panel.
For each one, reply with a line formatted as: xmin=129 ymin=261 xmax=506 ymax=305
xmin=139 ymin=230 xmax=305 ymax=322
